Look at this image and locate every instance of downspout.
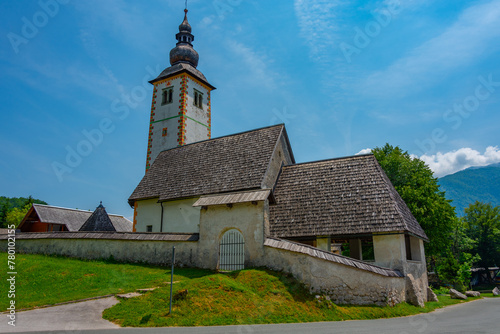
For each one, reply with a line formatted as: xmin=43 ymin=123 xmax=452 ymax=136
xmin=160 ymin=202 xmax=164 ymax=232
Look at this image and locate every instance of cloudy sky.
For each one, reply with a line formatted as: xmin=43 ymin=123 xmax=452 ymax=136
xmin=1 ymin=0 xmax=499 ymax=218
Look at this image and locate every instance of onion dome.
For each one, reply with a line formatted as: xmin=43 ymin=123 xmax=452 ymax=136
xmin=170 ymin=9 xmax=199 ymax=68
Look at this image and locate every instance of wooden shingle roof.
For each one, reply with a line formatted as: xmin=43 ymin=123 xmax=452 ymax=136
xmin=129 ymin=124 xmax=286 ymax=205
xmin=79 ymin=203 xmax=116 ymax=232
xmin=25 ymin=204 xmax=132 ymax=232
xmin=269 ymin=154 xmax=428 ymax=241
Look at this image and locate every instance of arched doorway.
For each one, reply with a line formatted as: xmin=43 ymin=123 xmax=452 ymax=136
xmin=219 ymin=229 xmax=245 ymax=271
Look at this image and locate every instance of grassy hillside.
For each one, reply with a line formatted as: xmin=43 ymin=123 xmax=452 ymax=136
xmin=0 ymin=253 xmax=482 ymax=327
xmin=438 ymin=163 xmax=500 ymax=215
xmin=0 ymin=253 xmax=209 ymax=310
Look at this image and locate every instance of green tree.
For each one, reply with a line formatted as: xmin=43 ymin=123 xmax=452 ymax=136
xmin=5 ymin=204 xmax=31 ymax=228
xmin=463 ymin=201 xmax=500 ymax=272
xmin=0 ymin=200 xmax=9 ymax=228
xmin=372 ymin=144 xmax=457 ymax=264
xmin=437 ymin=218 xmax=480 ymax=291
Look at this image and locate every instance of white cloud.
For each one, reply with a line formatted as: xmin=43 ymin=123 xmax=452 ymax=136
xmin=356 ymin=148 xmax=372 ymax=155
xmin=294 ymin=0 xmax=342 ymax=63
xmin=362 ymin=0 xmax=500 ymax=97
xmin=420 ymin=146 xmax=500 ymax=177
xmin=226 ymin=40 xmax=278 ymax=90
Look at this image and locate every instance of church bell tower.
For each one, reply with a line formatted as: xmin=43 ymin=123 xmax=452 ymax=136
xmin=145 ymin=9 xmax=216 ymax=171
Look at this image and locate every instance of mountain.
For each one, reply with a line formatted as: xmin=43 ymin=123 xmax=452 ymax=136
xmin=438 ymin=163 xmax=500 ymax=215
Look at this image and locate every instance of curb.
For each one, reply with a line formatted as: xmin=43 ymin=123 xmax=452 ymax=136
xmin=1 ymin=294 xmax=116 ymax=314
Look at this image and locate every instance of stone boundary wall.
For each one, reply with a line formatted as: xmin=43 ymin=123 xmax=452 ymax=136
xmin=1 ymin=233 xmax=411 ymax=306
xmin=260 ymin=239 xmax=406 ymax=306
xmin=0 ymin=233 xmax=198 ymax=267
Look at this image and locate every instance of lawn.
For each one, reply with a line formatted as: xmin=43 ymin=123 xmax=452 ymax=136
xmin=103 ymin=269 xmax=480 ymax=327
xmin=0 ymin=252 xmax=210 ymax=310
xmin=1 ymin=253 xmax=485 ymax=327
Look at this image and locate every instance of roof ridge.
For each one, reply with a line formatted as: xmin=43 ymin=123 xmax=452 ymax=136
xmin=284 ymin=153 xmax=374 ymax=168
xmin=33 ymin=204 xmax=126 ymax=219
xmin=156 ymin=124 xmax=285 ymax=156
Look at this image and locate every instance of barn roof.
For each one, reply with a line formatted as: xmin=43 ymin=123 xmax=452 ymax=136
xmin=269 ymin=154 xmax=428 ymax=241
xmin=22 ymin=204 xmax=132 ymax=232
xmin=129 ymin=124 xmax=291 ymax=205
xmin=79 ymin=202 xmax=116 ymax=232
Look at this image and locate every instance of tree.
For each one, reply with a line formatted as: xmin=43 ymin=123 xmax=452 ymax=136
xmin=372 ymin=144 xmax=457 ymax=263
xmin=0 ymin=200 xmax=9 ymax=228
xmin=5 ymin=204 xmax=31 ymax=228
xmin=437 ymin=218 xmax=480 ymax=291
xmin=463 ymin=201 xmax=500 ymax=271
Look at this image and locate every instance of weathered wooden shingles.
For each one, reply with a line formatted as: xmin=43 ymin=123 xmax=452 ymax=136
xmin=34 ymin=204 xmax=132 ymax=232
xmin=269 ymin=155 xmax=428 ymax=240
xmin=264 ymin=237 xmax=403 ymax=277
xmin=2 ymin=232 xmax=199 ymax=241
xmin=129 ymin=125 xmax=284 ymax=204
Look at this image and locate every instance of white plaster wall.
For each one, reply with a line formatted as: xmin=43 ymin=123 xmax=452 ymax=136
xmin=161 ymin=198 xmax=201 ymax=233
xmin=1 ymin=237 xmax=198 ymax=267
xmin=135 ymin=198 xmax=162 ymax=232
xmin=259 ymin=246 xmax=406 ymax=306
xmin=197 ymin=201 xmax=266 ymax=270
xmin=184 ymin=77 xmax=211 ymax=144
xmin=136 ymin=198 xmax=201 ymax=233
xmin=373 ymin=233 xmax=406 ymax=272
xmin=150 ymin=76 xmax=183 ymax=163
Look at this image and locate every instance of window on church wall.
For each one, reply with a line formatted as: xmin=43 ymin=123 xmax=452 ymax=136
xmin=162 ymin=87 xmax=173 ymax=105
xmin=162 ymin=128 xmax=168 ymax=137
xmin=194 ymin=89 xmax=203 ymax=109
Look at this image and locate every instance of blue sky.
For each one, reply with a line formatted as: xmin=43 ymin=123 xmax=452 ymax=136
xmin=1 ymin=0 xmax=499 ymax=218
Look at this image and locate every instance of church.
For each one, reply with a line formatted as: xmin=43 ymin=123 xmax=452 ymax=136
xmin=1 ymin=9 xmax=431 ymax=308
xmin=127 ymin=9 xmax=431 ymax=306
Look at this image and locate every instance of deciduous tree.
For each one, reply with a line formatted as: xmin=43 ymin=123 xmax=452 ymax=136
xmin=372 ymin=144 xmax=456 ymax=263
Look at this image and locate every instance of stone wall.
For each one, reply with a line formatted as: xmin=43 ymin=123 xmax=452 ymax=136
xmin=258 ymin=241 xmax=406 ymax=306
xmin=0 ymin=234 xmax=198 ymax=267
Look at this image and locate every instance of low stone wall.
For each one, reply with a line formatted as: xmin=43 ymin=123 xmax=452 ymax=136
xmin=1 ymin=233 xmax=412 ymax=306
xmin=0 ymin=232 xmax=199 ymax=267
xmin=259 ymin=238 xmax=406 ymax=306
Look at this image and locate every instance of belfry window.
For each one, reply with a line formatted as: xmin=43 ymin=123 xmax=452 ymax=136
xmin=162 ymin=87 xmax=173 ymax=105
xmin=194 ymin=90 xmax=203 ymax=109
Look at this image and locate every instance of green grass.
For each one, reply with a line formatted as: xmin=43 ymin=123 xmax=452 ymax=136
xmin=103 ymin=269 xmax=479 ymax=327
xmin=1 ymin=253 xmax=483 ymax=327
xmin=0 ymin=253 xmax=211 ymax=310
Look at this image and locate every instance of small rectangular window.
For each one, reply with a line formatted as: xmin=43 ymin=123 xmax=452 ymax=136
xmin=146 ymin=225 xmax=153 ymax=232
xmin=194 ymin=90 xmax=203 ymax=109
xmin=162 ymin=87 xmax=173 ymax=105
xmin=162 ymin=128 xmax=168 ymax=137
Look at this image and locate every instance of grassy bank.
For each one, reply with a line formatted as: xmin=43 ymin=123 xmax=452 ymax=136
xmin=1 ymin=253 xmax=482 ymax=327
xmin=103 ymin=269 xmax=477 ymax=327
xmin=0 ymin=252 xmax=210 ymax=310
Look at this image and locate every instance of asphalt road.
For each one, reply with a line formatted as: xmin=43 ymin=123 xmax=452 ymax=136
xmin=3 ymin=297 xmax=499 ymax=334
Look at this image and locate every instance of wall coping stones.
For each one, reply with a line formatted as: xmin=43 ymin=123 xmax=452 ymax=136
xmin=264 ymin=237 xmax=403 ymax=278
xmin=1 ymin=232 xmax=199 ymax=242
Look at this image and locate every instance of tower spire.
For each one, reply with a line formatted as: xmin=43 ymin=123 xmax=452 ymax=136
xmin=169 ymin=8 xmax=199 ymax=68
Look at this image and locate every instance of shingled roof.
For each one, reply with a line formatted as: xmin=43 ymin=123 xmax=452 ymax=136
xmin=129 ymin=124 xmax=288 ymax=205
xmin=79 ymin=203 xmax=116 ymax=232
xmin=20 ymin=204 xmax=132 ymax=232
xmin=269 ymin=154 xmax=428 ymax=241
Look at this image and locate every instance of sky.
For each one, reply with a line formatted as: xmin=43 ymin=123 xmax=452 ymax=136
xmin=1 ymin=0 xmax=499 ymax=219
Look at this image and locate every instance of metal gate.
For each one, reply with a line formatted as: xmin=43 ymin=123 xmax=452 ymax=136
xmin=219 ymin=229 xmax=245 ymax=271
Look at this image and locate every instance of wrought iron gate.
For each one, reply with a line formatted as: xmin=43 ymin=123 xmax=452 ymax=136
xmin=219 ymin=229 xmax=245 ymax=271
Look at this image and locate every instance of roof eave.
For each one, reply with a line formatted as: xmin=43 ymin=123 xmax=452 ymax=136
xmin=149 ymin=68 xmax=216 ymax=90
